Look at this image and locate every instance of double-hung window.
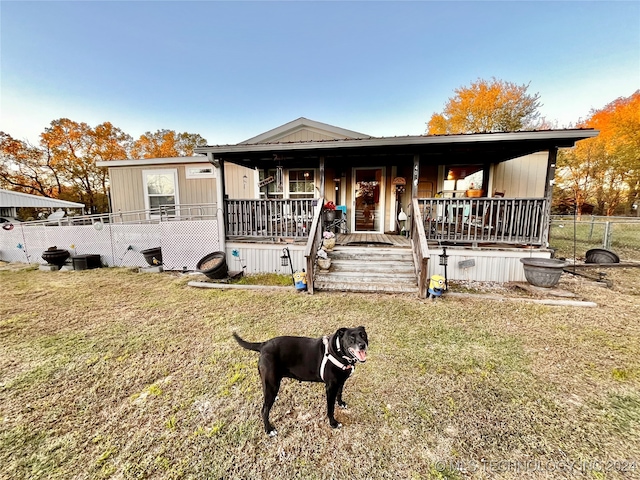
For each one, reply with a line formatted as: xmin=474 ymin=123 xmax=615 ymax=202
xmin=143 ymin=169 xmax=179 ymax=217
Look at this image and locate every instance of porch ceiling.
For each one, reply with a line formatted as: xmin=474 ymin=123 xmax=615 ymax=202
xmin=195 ymin=129 xmax=598 ymax=169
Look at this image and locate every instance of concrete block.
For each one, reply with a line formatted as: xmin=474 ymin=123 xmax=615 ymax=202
xmin=140 ymin=266 xmax=163 ymax=273
xmin=39 ymin=264 xmax=60 ymax=271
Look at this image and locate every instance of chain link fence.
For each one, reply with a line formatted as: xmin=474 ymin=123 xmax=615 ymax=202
xmin=550 ymin=216 xmax=640 ymax=261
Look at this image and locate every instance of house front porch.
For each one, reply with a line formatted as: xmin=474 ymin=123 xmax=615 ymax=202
xmin=222 ymin=197 xmax=553 ymax=296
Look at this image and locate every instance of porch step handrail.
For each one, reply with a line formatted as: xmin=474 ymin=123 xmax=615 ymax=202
xmin=417 ymin=197 xmax=547 ymax=245
xmin=304 ymin=197 xmax=325 ymax=294
xmin=411 ymin=198 xmax=430 ymax=298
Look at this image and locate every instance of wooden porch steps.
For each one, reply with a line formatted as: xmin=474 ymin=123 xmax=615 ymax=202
xmin=314 ymin=245 xmax=418 ymax=294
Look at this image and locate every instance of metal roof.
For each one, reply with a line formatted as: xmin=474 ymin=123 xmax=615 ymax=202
xmin=0 ymin=189 xmax=85 ymax=209
xmin=196 ymin=129 xmax=599 ymax=155
xmin=96 ymin=155 xmax=207 ymax=168
xmin=193 ymin=128 xmax=599 ymax=170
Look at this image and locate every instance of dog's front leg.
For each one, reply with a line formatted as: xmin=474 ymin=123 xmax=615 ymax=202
xmin=325 ymin=381 xmax=342 ymax=428
xmin=336 ymin=383 xmax=347 ymax=409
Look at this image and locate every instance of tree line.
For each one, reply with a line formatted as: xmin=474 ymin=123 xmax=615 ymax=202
xmin=0 ymin=119 xmax=206 ymax=214
xmin=2 ymin=79 xmax=638 ymax=216
xmin=426 ymin=79 xmax=639 ymax=216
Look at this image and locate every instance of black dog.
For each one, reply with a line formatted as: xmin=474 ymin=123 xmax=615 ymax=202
xmin=233 ymin=326 xmax=368 ymax=436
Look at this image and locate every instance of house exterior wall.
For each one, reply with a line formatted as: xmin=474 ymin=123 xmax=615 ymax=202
xmin=225 ymin=163 xmax=257 ymax=199
xmin=427 ymin=245 xmax=553 ymax=283
xmin=225 ymin=241 xmax=305 ymax=276
xmin=491 ymin=152 xmax=548 ymax=197
xmin=108 ymin=163 xmax=217 ymax=214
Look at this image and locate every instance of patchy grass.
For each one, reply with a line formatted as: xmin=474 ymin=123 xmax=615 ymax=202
xmin=0 ymin=263 xmax=639 ymax=479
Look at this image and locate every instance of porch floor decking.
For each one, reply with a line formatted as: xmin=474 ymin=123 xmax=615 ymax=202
xmin=336 ymin=233 xmax=411 ymax=247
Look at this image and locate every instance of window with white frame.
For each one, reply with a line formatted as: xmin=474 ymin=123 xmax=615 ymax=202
xmin=258 ymin=168 xmax=283 ymax=198
xmin=143 ymin=169 xmax=179 ymax=216
xmin=288 ymin=169 xmax=315 ymax=198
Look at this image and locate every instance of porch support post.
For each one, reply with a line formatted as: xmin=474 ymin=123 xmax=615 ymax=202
xmin=207 ymin=153 xmax=226 ymax=253
xmin=412 ymin=154 xmax=420 ymax=199
xmin=541 ymin=148 xmax=557 ymax=247
xmin=319 ymin=156 xmax=325 ymax=199
xmin=410 ymin=154 xmax=420 ymax=235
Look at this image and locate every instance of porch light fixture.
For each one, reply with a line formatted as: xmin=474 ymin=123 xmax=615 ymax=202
xmin=439 ymin=247 xmax=449 ymax=290
xmin=303 ymin=171 xmax=310 ymax=179
xmin=447 ymin=170 xmax=454 ymax=181
xmin=439 ymin=247 xmax=448 ymax=266
xmin=280 ymin=248 xmax=290 ymax=267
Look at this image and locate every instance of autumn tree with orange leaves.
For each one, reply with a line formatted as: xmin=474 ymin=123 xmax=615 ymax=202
xmin=555 ymin=91 xmax=640 ymax=216
xmin=426 ymin=78 xmax=544 ymax=134
xmin=1 ymin=119 xmax=207 ymax=214
xmin=131 ymin=129 xmax=207 ymax=158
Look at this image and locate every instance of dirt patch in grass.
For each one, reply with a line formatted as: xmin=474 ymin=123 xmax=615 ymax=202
xmin=0 ymin=264 xmax=638 ymax=479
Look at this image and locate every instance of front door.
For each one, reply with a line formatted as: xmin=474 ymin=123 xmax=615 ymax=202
xmin=352 ymin=167 xmax=385 ymax=233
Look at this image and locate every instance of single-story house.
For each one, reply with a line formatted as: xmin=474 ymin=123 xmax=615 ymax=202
xmin=99 ymin=118 xmax=597 ymax=296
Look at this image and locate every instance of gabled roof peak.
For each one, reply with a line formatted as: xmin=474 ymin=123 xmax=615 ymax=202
xmin=240 ymin=117 xmax=369 ymax=145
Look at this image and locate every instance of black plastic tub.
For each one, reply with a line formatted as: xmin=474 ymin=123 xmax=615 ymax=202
xmin=197 ymin=252 xmax=228 ymax=279
xmin=585 ymin=248 xmax=620 ymax=264
xmin=72 ymin=254 xmax=102 ymax=270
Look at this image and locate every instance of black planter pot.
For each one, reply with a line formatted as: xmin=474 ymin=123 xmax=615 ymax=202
xmin=140 ymin=247 xmax=163 ymax=266
xmin=197 ymin=252 xmax=228 ymax=279
xmin=42 ymin=247 xmax=70 ymax=268
xmin=585 ymin=248 xmax=620 ymax=264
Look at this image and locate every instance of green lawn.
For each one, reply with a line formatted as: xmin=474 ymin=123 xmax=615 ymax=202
xmin=1 ymin=264 xmax=639 ymax=479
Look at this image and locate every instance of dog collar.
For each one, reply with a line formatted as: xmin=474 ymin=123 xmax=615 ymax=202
xmin=320 ymin=336 xmax=354 ymax=381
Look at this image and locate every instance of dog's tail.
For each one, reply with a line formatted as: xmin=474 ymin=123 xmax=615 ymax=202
xmin=232 ymin=332 xmax=263 ymax=352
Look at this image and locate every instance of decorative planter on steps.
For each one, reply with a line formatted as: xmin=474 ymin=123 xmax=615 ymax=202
xmin=317 ymin=258 xmax=332 ymax=270
xmin=322 ymin=237 xmax=336 ymax=251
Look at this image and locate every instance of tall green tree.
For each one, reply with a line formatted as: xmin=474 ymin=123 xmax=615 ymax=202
xmin=426 ymin=78 xmax=543 ymax=134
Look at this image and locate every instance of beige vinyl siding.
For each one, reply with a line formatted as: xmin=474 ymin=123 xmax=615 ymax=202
xmin=276 ymin=129 xmax=350 ymax=143
xmin=225 ymin=163 xmax=256 ymax=199
xmin=108 ymin=164 xmax=217 ymax=214
xmin=491 ymin=152 xmax=548 ymax=198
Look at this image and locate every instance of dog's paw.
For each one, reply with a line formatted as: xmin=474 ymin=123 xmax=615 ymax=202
xmin=338 ymin=401 xmax=348 ymax=409
xmin=268 ymin=429 xmax=278 ymax=437
xmin=329 ymin=420 xmax=342 ymax=429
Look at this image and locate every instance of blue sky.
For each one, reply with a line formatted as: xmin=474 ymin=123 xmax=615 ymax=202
xmin=1 ymin=1 xmax=638 ymax=146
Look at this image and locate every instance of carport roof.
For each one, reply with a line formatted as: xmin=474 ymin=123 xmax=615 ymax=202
xmin=0 ymin=189 xmax=85 ymax=209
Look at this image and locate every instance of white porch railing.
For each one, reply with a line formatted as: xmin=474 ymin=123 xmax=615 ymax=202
xmin=417 ymin=197 xmax=548 ymax=245
xmin=225 ymin=199 xmax=317 ymax=238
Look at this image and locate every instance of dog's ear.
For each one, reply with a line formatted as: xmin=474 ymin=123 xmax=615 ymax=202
xmin=336 ymin=327 xmax=347 ymax=337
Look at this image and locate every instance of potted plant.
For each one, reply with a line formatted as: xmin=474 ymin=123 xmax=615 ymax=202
xmin=466 ymin=183 xmax=484 ymax=198
xmin=324 ymin=201 xmax=337 ymax=222
xmin=316 ymin=248 xmax=331 ymax=270
xmin=322 ymin=230 xmax=336 ymax=251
